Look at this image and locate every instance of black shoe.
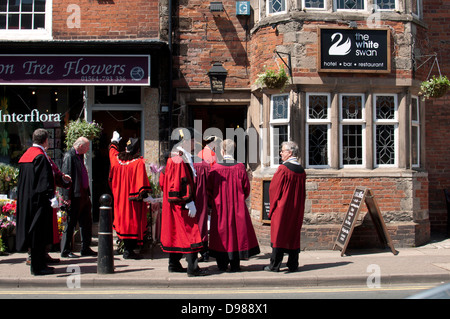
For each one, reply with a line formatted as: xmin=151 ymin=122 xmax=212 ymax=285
xmin=168 ymin=266 xmax=187 ymax=273
xmin=61 ymin=251 xmax=79 ymax=258
xmin=31 ymin=267 xmax=55 ymax=276
xmin=263 ymin=266 xmax=279 ymax=272
xmin=45 ymin=254 xmax=60 ymax=264
xmin=81 ymin=248 xmax=97 ymax=257
xmin=123 ymin=250 xmax=143 ymax=260
xmin=187 ymin=268 xmax=209 ymax=277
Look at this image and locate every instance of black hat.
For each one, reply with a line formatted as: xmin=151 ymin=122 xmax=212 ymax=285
xmin=126 ymin=138 xmax=140 ymax=154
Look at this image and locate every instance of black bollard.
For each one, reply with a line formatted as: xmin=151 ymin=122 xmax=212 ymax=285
xmin=97 ymin=194 xmax=114 ymax=274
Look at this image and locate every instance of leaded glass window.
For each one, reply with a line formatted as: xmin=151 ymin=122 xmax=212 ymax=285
xmin=336 ymin=0 xmax=364 ymax=10
xmin=411 ymin=96 xmax=420 ymax=167
xmin=374 ymin=94 xmax=398 ymax=167
xmin=306 ymin=93 xmax=330 ymax=167
xmin=270 ymin=94 xmax=290 ymax=167
xmin=304 ymin=0 xmax=325 ymax=9
xmin=340 ymin=94 xmax=365 ymax=167
xmin=376 ymin=0 xmax=396 ymax=10
xmin=268 ymin=0 xmax=286 ymax=14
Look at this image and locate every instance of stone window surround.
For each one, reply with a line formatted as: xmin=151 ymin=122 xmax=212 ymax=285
xmin=257 ymin=87 xmax=424 ymax=172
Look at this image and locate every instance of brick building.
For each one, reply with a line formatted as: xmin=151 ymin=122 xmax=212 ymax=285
xmin=0 ymin=0 xmax=168 ymax=220
xmin=170 ymin=0 xmax=449 ymax=248
xmin=0 ymin=1 xmax=447 ymax=249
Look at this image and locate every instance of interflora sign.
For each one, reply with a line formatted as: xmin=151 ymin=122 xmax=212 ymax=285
xmin=318 ymin=27 xmax=391 ymax=73
xmin=0 ymin=55 xmax=150 ymax=85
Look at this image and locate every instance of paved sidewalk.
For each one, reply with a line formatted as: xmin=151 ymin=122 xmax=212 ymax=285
xmin=0 ymin=237 xmax=449 ymax=289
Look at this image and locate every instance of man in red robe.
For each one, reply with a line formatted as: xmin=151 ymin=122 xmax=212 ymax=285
xmin=160 ymin=128 xmax=207 ymax=276
xmin=207 ymin=139 xmax=260 ymax=272
xmin=193 ymin=155 xmax=210 ymax=262
xmin=16 ymin=129 xmax=70 ymax=275
xmin=109 ymin=132 xmax=152 ymax=259
xmin=265 ymin=141 xmax=306 ymax=272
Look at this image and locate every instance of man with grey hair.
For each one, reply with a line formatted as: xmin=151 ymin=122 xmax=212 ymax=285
xmin=61 ymin=136 xmax=96 ymax=258
xmin=207 ymin=139 xmax=260 ymax=272
xmin=265 ymin=140 xmax=306 ymax=272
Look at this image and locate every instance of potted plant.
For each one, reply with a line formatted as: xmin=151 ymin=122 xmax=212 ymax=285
xmin=420 ymin=75 xmax=450 ymax=100
xmin=256 ymin=66 xmax=290 ymax=91
xmin=64 ymin=119 xmax=103 ymax=150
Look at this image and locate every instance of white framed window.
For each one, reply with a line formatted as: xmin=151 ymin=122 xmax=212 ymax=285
xmin=267 ymin=0 xmax=286 ymax=15
xmin=375 ymin=0 xmax=397 ymax=10
xmin=306 ymin=93 xmax=331 ymax=168
xmin=0 ymin=0 xmax=52 ymax=40
xmin=411 ymin=0 xmax=422 ymax=18
xmin=270 ymin=93 xmax=290 ymax=167
xmin=373 ymin=94 xmax=398 ymax=167
xmin=411 ymin=96 xmax=420 ymax=167
xmin=339 ymin=93 xmax=365 ymax=168
xmin=335 ymin=0 xmax=365 ymax=10
xmin=303 ymin=0 xmax=326 ymax=10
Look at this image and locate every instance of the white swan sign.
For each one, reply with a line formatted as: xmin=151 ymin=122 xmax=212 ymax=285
xmin=318 ymin=28 xmax=390 ymax=73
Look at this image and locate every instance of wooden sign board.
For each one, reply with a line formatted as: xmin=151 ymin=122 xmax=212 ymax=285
xmin=334 ymin=187 xmax=398 ymax=256
xmin=260 ymin=178 xmax=271 ymax=223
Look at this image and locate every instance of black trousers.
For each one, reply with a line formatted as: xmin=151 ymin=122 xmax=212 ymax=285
xmin=61 ymin=191 xmax=92 ymax=253
xmin=169 ymin=252 xmax=198 ymax=274
xmin=269 ymin=247 xmax=299 ymax=272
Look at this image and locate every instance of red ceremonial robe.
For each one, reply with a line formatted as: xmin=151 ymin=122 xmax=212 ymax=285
xmin=193 ymin=156 xmax=210 ymax=246
xmin=109 ymin=143 xmax=152 ymax=244
xmin=269 ymin=162 xmax=306 ymax=251
xmin=159 ymin=154 xmax=203 ymax=253
xmin=207 ymin=161 xmax=260 ymax=260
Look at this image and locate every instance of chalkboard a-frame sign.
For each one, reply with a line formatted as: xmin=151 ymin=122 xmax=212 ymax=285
xmin=334 ymin=187 xmax=398 ymax=256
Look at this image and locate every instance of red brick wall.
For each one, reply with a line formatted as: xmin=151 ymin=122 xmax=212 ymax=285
xmin=422 ymin=1 xmax=450 ymax=233
xmin=52 ymin=0 xmax=159 ymax=39
xmin=173 ymin=1 xmax=250 ymax=89
xmin=251 ymin=174 xmax=430 ymax=248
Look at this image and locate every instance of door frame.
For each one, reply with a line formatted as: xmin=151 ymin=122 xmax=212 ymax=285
xmin=84 ymin=86 xmax=145 ymax=200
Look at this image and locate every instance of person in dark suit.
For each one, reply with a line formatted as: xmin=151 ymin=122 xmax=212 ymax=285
xmin=60 ymin=137 xmax=96 ymax=258
xmin=16 ymin=128 xmax=71 ymax=275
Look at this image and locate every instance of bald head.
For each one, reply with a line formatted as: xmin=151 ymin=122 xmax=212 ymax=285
xmin=73 ymin=137 xmax=90 ymax=155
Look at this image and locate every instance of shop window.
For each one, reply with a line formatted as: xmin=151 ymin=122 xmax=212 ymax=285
xmin=340 ymin=94 xmax=365 ymax=167
xmin=335 ymin=0 xmax=365 ymax=10
xmin=374 ymin=94 xmax=398 ymax=167
xmin=267 ymin=0 xmax=286 ymax=15
xmin=411 ymin=96 xmax=420 ymax=167
xmin=270 ymin=93 xmax=290 ymax=166
xmin=306 ymin=93 xmax=330 ymax=167
xmin=0 ymin=0 xmax=51 ymax=39
xmin=375 ymin=0 xmax=396 ymax=10
xmin=303 ymin=0 xmax=326 ymax=9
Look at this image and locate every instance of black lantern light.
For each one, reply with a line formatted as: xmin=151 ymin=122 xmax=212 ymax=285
xmin=207 ymin=62 xmax=228 ymax=94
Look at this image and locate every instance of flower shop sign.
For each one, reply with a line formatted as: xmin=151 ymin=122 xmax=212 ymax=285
xmin=0 ymin=55 xmax=150 ymax=85
xmin=318 ymin=27 xmax=391 ymax=73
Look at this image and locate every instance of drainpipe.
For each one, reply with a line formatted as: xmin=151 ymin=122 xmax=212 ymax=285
xmin=168 ymin=0 xmax=173 ymax=142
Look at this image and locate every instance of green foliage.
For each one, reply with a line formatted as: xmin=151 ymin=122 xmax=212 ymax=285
xmin=256 ymin=67 xmax=290 ymax=91
xmin=64 ymin=119 xmax=102 ymax=150
xmin=420 ymin=75 xmax=450 ymax=101
xmin=0 ymin=164 xmax=18 ymax=194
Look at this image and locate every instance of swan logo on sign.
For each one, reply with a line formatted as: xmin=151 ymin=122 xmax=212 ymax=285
xmin=328 ymin=33 xmax=351 ymax=56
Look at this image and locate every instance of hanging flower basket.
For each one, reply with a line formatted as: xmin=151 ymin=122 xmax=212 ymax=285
xmin=256 ymin=67 xmax=290 ymax=91
xmin=64 ymin=119 xmax=103 ymax=150
xmin=420 ymin=75 xmax=450 ymax=100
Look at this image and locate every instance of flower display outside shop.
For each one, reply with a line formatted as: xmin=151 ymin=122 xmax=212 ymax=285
xmin=0 ymin=163 xmax=18 ymax=195
xmin=0 ymin=199 xmax=16 ymax=253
